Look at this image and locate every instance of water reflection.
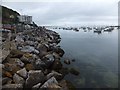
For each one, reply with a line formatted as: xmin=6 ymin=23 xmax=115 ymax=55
xmin=46 ymin=26 xmax=118 ymax=88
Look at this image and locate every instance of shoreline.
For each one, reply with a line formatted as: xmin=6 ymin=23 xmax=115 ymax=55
xmin=1 ymin=26 xmax=77 ymax=89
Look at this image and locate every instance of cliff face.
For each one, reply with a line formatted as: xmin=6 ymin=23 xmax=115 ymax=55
xmin=2 ymin=5 xmax=20 ymax=24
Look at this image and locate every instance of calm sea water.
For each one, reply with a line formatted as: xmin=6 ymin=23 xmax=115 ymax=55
xmin=50 ymin=27 xmax=118 ymax=88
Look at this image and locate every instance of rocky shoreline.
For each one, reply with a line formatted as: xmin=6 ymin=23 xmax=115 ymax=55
xmin=1 ymin=27 xmax=78 ymax=90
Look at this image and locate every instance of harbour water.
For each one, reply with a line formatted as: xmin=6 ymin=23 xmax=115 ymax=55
xmin=50 ymin=27 xmax=118 ymax=88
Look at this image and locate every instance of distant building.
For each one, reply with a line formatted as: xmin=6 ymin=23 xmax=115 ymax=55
xmin=18 ymin=15 xmax=32 ymax=24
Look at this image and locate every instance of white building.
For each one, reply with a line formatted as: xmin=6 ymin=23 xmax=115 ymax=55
xmin=18 ymin=15 xmax=32 ymax=24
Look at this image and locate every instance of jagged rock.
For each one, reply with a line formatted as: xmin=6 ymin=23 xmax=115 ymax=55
xmin=1 ymin=50 xmax=10 ymax=63
xmin=20 ymin=53 xmax=33 ymax=64
xmin=2 ymin=77 xmax=12 ymax=85
xmin=43 ymin=54 xmax=55 ymax=68
xmin=2 ymin=84 xmax=23 ymax=89
xmin=25 ymin=70 xmax=45 ymax=88
xmin=46 ymin=71 xmax=62 ymax=80
xmin=9 ymin=49 xmax=24 ymax=58
xmin=51 ymin=59 xmax=62 ymax=71
xmin=69 ymin=68 xmax=80 ymax=76
xmin=40 ymin=77 xmax=59 ymax=88
xmin=21 ymin=46 xmax=39 ymax=54
xmin=64 ymin=59 xmax=71 ymax=65
xmin=2 ymin=27 xmax=67 ymax=89
xmin=33 ymin=59 xmax=46 ymax=70
xmin=13 ymin=73 xmax=25 ymax=84
xmin=7 ymin=58 xmax=24 ymax=68
xmin=4 ymin=63 xmax=21 ymax=74
xmin=32 ymin=83 xmax=41 ymax=89
xmin=17 ymin=68 xmax=28 ymax=79
xmin=25 ymin=64 xmax=34 ymax=71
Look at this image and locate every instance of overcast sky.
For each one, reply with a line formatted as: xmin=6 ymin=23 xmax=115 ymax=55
xmin=2 ymin=0 xmax=119 ymax=26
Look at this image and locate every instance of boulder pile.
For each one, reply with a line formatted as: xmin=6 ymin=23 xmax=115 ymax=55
xmin=2 ymin=27 xmax=76 ymax=90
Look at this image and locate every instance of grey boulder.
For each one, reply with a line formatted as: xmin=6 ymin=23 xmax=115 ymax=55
xmin=21 ymin=46 xmax=39 ymax=54
xmin=43 ymin=54 xmax=55 ymax=68
xmin=13 ymin=73 xmax=25 ymax=84
xmin=25 ymin=70 xmax=45 ymax=88
xmin=40 ymin=77 xmax=58 ymax=88
xmin=17 ymin=68 xmax=28 ymax=79
xmin=33 ymin=59 xmax=46 ymax=70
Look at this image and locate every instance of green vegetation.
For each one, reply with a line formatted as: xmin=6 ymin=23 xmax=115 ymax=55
xmin=2 ymin=5 xmax=20 ymax=24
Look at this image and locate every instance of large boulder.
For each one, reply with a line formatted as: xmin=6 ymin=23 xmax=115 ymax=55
xmin=20 ymin=53 xmax=33 ymax=64
xmin=13 ymin=73 xmax=25 ymax=84
xmin=21 ymin=46 xmax=39 ymax=54
xmin=40 ymin=77 xmax=59 ymax=88
xmin=9 ymin=49 xmax=24 ymax=58
xmin=6 ymin=58 xmax=24 ymax=68
xmin=3 ymin=63 xmax=21 ymax=75
xmin=25 ymin=70 xmax=45 ymax=88
xmin=42 ymin=54 xmax=55 ymax=68
xmin=1 ymin=50 xmax=10 ymax=63
xmin=33 ymin=59 xmax=46 ymax=70
xmin=16 ymin=68 xmax=28 ymax=79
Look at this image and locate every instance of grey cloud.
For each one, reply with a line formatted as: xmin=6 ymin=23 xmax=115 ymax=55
xmin=2 ymin=1 xmax=118 ymax=26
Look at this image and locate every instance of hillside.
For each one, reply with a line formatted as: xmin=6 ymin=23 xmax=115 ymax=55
xmin=2 ymin=5 xmax=20 ymax=24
